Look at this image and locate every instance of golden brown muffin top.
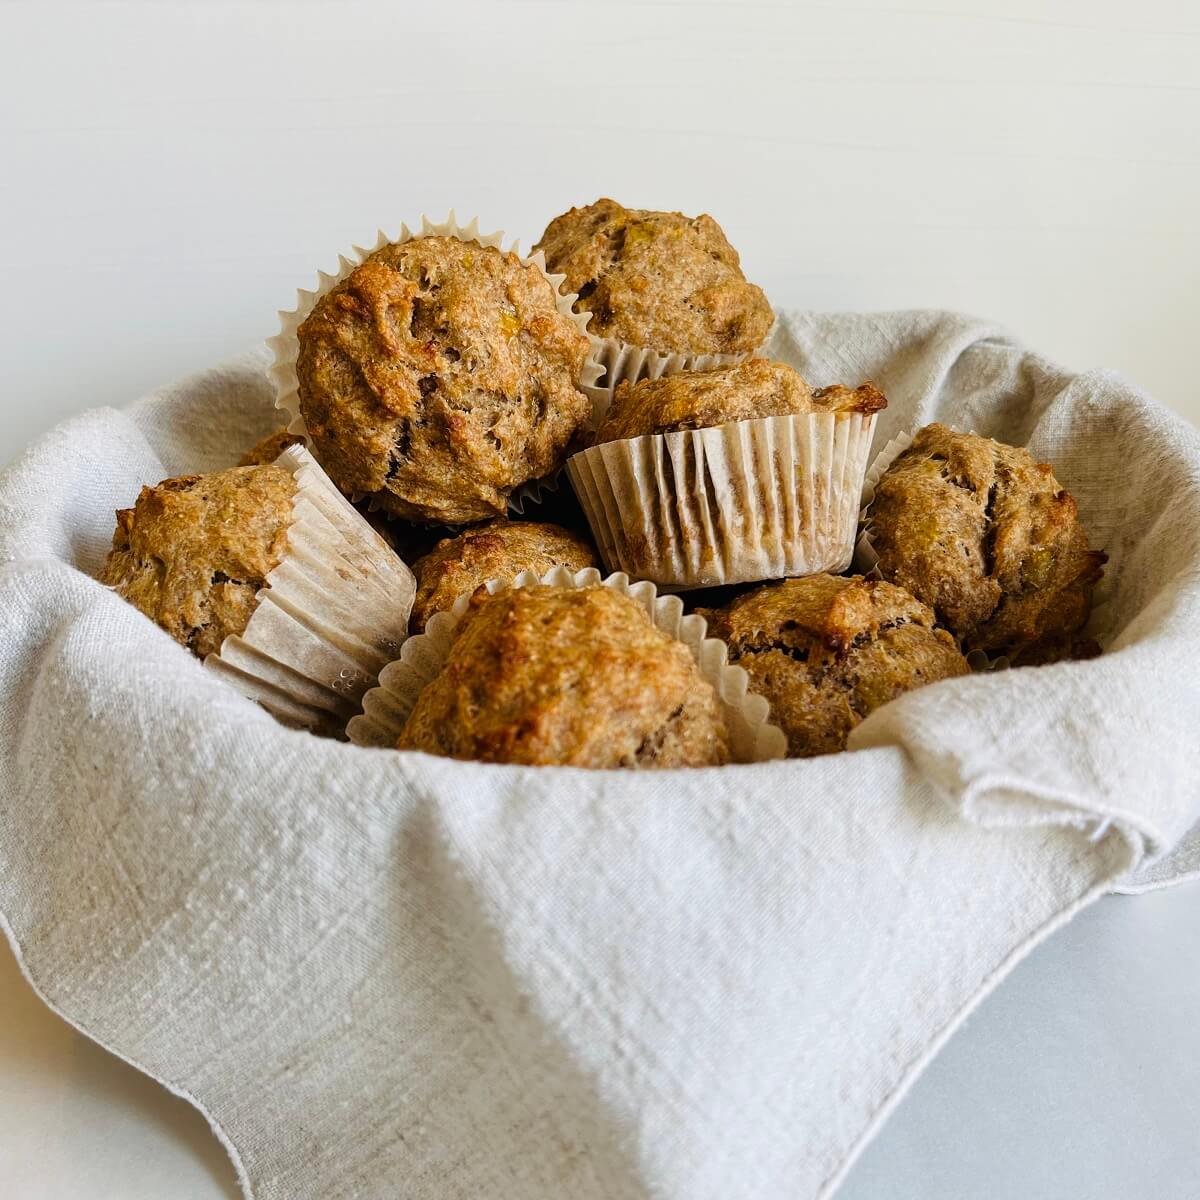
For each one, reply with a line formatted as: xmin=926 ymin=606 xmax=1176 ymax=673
xmin=867 ymin=424 xmax=1107 ymax=663
xmin=594 ymin=359 xmax=887 ymax=443
xmin=99 ymin=465 xmax=296 ymax=659
xmin=699 ymin=574 xmax=968 ymax=757
xmin=409 ymin=518 xmax=599 ymax=632
xmin=398 ymin=583 xmax=730 ymax=768
xmin=534 ymin=198 xmax=773 ymax=355
xmin=296 ymin=236 xmax=591 ymax=526
xmin=238 ymin=428 xmax=303 ymax=466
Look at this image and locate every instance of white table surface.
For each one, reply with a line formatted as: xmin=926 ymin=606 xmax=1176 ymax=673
xmin=2 ymin=2 xmax=1198 ymax=1196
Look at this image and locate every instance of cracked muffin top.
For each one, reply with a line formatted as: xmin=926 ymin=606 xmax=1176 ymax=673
xmin=534 ymin=199 xmax=773 ymax=355
xmin=99 ymin=465 xmax=296 ymax=659
xmin=238 ymin=428 xmax=303 ymax=466
xmin=594 ymin=359 xmax=887 ymax=444
xmin=398 ymin=583 xmax=730 ymax=768
xmin=866 ymin=424 xmax=1107 ymax=663
xmin=296 ymin=236 xmax=591 ymax=526
xmin=699 ymin=574 xmax=968 ymax=757
xmin=409 ymin=518 xmax=599 ymax=632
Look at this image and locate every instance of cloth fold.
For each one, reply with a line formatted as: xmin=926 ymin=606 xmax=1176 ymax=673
xmin=1 ymin=311 xmax=1197 ymax=1200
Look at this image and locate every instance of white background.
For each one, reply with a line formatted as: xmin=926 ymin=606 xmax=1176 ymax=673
xmin=1 ymin=2 xmax=1198 ymax=1196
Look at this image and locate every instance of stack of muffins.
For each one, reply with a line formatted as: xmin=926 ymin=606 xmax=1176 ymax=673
xmin=100 ymin=201 xmax=1107 ymax=765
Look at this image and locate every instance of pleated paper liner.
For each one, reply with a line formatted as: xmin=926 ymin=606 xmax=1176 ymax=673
xmin=205 ymin=445 xmax=416 ymax=736
xmin=584 ymin=337 xmax=749 ymax=430
xmin=266 ymin=213 xmax=603 ymax=518
xmin=566 ymin=410 xmax=879 ymax=591
xmin=345 ymin=565 xmax=788 ymax=765
xmin=852 ymin=428 xmax=915 ymax=577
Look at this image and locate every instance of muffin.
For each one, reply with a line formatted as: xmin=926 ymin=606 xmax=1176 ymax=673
xmin=100 ymin=465 xmax=295 ymax=658
xmin=699 ymin=574 xmax=969 ymax=757
xmin=535 ymin=199 xmax=773 ymax=356
xmin=865 ymin=424 xmax=1107 ymax=663
xmin=409 ymin=518 xmax=599 ymax=631
xmin=238 ymin=428 xmax=303 ymax=466
xmin=595 ymin=359 xmax=887 ymax=443
xmin=567 ymin=362 xmax=886 ymax=588
xmin=101 ymin=448 xmax=417 ymax=735
xmin=294 ymin=234 xmax=591 ymax=525
xmin=397 ymin=583 xmax=730 ymax=768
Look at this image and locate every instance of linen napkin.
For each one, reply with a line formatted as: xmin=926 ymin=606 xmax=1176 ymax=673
xmin=1 ymin=310 xmax=1197 ymax=1200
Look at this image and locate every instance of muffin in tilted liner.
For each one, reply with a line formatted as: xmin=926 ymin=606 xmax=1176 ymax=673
xmin=347 ymin=565 xmax=787 ymax=767
xmin=98 ymin=445 xmax=415 ymax=736
xmin=566 ymin=358 xmax=886 ymax=589
xmin=534 ymin=199 xmax=774 ymax=418
xmin=269 ymin=213 xmax=602 ymax=526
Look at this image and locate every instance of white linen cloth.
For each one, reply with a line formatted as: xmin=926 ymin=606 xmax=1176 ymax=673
xmin=1 ymin=310 xmax=1198 ymax=1200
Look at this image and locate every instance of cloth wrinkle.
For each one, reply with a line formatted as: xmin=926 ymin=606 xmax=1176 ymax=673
xmin=1 ymin=312 xmax=1197 ymax=1199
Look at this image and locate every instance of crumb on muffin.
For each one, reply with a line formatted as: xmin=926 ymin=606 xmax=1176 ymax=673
xmin=594 ymin=359 xmax=886 ymax=444
xmin=398 ymin=583 xmax=730 ymax=768
xmin=534 ymin=198 xmax=773 ymax=355
xmin=238 ymin=428 xmax=304 ymax=466
xmin=866 ymin=424 xmax=1107 ymax=664
xmin=699 ymin=574 xmax=968 ymax=757
xmin=409 ymin=518 xmax=599 ymax=632
xmin=296 ymin=236 xmax=591 ymax=526
xmin=99 ymin=465 xmax=296 ymax=658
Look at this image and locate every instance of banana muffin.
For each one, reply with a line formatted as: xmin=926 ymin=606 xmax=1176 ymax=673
xmin=409 ymin=518 xmax=599 ymax=631
xmin=238 ymin=427 xmax=303 ymax=466
xmin=534 ymin=199 xmax=773 ymax=356
xmin=699 ymin=574 xmax=968 ymax=757
xmin=866 ymin=424 xmax=1107 ymax=663
xmin=594 ymin=359 xmax=887 ymax=444
xmin=296 ymin=236 xmax=591 ymax=525
xmin=100 ymin=465 xmax=295 ymax=658
xmin=398 ymin=583 xmax=730 ymax=768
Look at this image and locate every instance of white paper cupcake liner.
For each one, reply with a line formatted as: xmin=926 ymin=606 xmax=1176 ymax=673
xmin=346 ymin=565 xmax=787 ymax=765
xmin=852 ymin=429 xmax=916 ymax=576
xmin=584 ymin=336 xmax=750 ymax=430
xmin=205 ymin=445 xmax=416 ymax=735
xmin=266 ymin=213 xmax=603 ymax=518
xmin=565 ymin=411 xmax=879 ymax=590
xmin=965 ymin=649 xmax=1011 ymax=672
xmin=505 ymin=472 xmax=558 ymax=514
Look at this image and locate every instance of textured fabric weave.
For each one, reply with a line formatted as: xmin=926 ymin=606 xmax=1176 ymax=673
xmin=1 ymin=311 xmax=1197 ymax=1199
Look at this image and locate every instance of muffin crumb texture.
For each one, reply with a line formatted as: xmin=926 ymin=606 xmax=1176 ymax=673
xmin=296 ymin=235 xmax=590 ymax=525
xmin=238 ymin=428 xmax=304 ymax=466
xmin=867 ymin=424 xmax=1106 ymax=663
xmin=398 ymin=583 xmax=730 ymax=768
xmin=700 ymin=574 xmax=968 ymax=757
xmin=409 ymin=519 xmax=599 ymax=631
xmin=595 ymin=359 xmax=886 ymax=443
xmin=100 ymin=465 xmax=296 ymax=658
xmin=535 ymin=199 xmax=773 ymax=355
